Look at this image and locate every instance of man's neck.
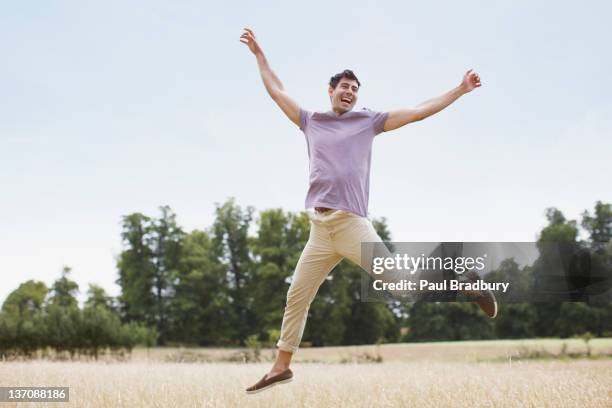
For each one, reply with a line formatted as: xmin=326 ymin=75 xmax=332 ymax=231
xmin=331 ymin=108 xmax=349 ymax=117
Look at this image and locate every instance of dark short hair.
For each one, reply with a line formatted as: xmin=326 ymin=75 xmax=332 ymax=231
xmin=329 ymin=69 xmax=361 ymax=89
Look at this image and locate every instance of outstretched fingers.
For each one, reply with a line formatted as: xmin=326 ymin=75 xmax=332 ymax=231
xmin=239 ymin=34 xmax=252 ymax=47
xmin=241 ymin=28 xmax=256 ymax=42
xmin=239 ymin=29 xmax=256 ymax=46
xmin=239 ymin=28 xmax=262 ymax=55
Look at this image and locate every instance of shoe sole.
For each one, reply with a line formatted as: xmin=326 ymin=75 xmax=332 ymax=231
xmin=245 ymin=377 xmax=293 ymax=394
xmin=491 ymin=294 xmax=498 ymax=318
xmin=461 ymin=271 xmax=498 ymax=318
xmin=483 ymin=288 xmax=498 ymax=318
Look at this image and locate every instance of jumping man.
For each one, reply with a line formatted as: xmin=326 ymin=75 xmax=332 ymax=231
xmin=239 ymin=27 xmax=496 ymax=394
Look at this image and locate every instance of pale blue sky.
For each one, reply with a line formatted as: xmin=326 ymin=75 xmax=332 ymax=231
xmin=1 ymin=0 xmax=610 ymax=303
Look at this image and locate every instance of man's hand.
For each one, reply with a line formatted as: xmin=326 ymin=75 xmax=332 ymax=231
xmin=240 ymin=28 xmax=262 ymax=56
xmin=460 ymin=69 xmax=482 ymax=93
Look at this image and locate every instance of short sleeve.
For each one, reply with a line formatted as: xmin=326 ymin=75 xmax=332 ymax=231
xmin=371 ymin=111 xmax=389 ymax=135
xmin=299 ymin=108 xmax=311 ymax=131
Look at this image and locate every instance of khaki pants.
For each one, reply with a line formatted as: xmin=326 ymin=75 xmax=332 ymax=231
xmin=276 ymin=209 xmax=416 ymax=353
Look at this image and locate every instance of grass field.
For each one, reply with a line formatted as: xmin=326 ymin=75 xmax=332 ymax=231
xmin=1 ymin=339 xmax=611 ymax=407
xmin=135 ymin=338 xmax=612 ymax=364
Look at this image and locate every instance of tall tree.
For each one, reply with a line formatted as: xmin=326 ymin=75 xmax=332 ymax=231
xmin=116 ymin=213 xmax=156 ymax=326
xmin=579 ymin=201 xmax=612 ymax=327
xmin=149 ymin=205 xmax=184 ymax=344
xmin=581 ymin=201 xmax=612 ymax=251
xmin=532 ymin=208 xmax=579 ymax=336
xmin=170 ymin=230 xmax=235 ymax=345
xmin=46 ymin=267 xmax=81 ymax=356
xmin=211 ymin=198 xmax=255 ymax=344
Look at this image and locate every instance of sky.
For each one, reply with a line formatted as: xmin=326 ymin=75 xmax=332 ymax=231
xmin=1 ymin=0 xmax=610 ymax=304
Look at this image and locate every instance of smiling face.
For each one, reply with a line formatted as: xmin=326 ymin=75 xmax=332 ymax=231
xmin=329 ymin=77 xmax=359 ymax=115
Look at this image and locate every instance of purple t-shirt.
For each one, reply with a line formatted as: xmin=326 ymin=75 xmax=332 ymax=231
xmin=299 ymin=108 xmax=389 ymax=218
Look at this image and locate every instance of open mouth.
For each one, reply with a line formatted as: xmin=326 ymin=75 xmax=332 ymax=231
xmin=341 ymin=98 xmax=352 ymax=104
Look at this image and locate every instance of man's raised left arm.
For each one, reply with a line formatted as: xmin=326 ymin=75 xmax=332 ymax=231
xmin=382 ymin=69 xmax=482 ymax=132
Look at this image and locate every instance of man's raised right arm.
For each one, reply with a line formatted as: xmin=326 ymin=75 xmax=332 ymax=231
xmin=240 ymin=28 xmax=301 ymax=127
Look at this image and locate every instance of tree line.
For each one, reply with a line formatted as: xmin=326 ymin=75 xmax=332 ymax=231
xmin=1 ymin=199 xmax=611 ymax=357
xmin=0 ymin=268 xmax=157 ymax=359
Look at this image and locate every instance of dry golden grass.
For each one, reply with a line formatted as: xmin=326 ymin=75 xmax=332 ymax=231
xmin=0 ymin=360 xmax=611 ymax=407
xmin=133 ymin=338 xmax=612 ymax=363
xmin=1 ymin=340 xmax=611 ymax=407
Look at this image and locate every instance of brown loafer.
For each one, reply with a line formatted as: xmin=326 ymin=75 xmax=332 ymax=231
xmin=245 ymin=369 xmax=294 ymax=394
xmin=459 ymin=270 xmax=498 ymax=318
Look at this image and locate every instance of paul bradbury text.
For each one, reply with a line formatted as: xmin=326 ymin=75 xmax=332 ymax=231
xmin=372 ymin=279 xmax=510 ymax=293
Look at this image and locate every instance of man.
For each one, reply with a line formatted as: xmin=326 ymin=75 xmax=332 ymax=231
xmin=240 ymin=27 xmax=495 ymax=394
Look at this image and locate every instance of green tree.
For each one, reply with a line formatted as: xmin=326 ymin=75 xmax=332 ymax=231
xmin=116 ymin=321 xmax=158 ymax=353
xmin=149 ymin=205 xmax=185 ymax=344
xmin=48 ymin=266 xmax=79 ymax=308
xmin=566 ymin=201 xmax=612 ymax=335
xmin=555 ymin=302 xmax=600 ymax=337
xmin=116 ymin=213 xmax=156 ymax=325
xmin=494 ymin=304 xmax=537 ymax=338
xmin=2 ymin=280 xmax=49 ymax=315
xmin=485 ymin=259 xmax=538 ymax=338
xmin=581 ymin=201 xmax=612 ymax=251
xmin=581 ymin=201 xmax=612 ymax=306
xmin=85 ymin=284 xmax=115 ymax=311
xmin=485 ymin=259 xmax=533 ymax=303
xmin=532 ymin=208 xmax=579 ymax=336
xmin=0 ymin=280 xmax=49 ymax=357
xmin=46 ymin=268 xmax=81 ymax=357
xmin=80 ymin=304 xmax=121 ymax=358
xmin=170 ymin=230 xmax=235 ymax=345
xmin=211 ymin=198 xmax=255 ymax=345
xmin=406 ymin=302 xmax=493 ymax=341
xmin=405 ymin=302 xmax=453 ymax=341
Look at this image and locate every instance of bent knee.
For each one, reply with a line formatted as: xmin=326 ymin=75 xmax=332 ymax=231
xmin=286 ymin=287 xmax=312 ymax=308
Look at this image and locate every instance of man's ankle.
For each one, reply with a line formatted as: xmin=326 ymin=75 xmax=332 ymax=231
xmin=272 ymin=363 xmax=290 ymax=372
